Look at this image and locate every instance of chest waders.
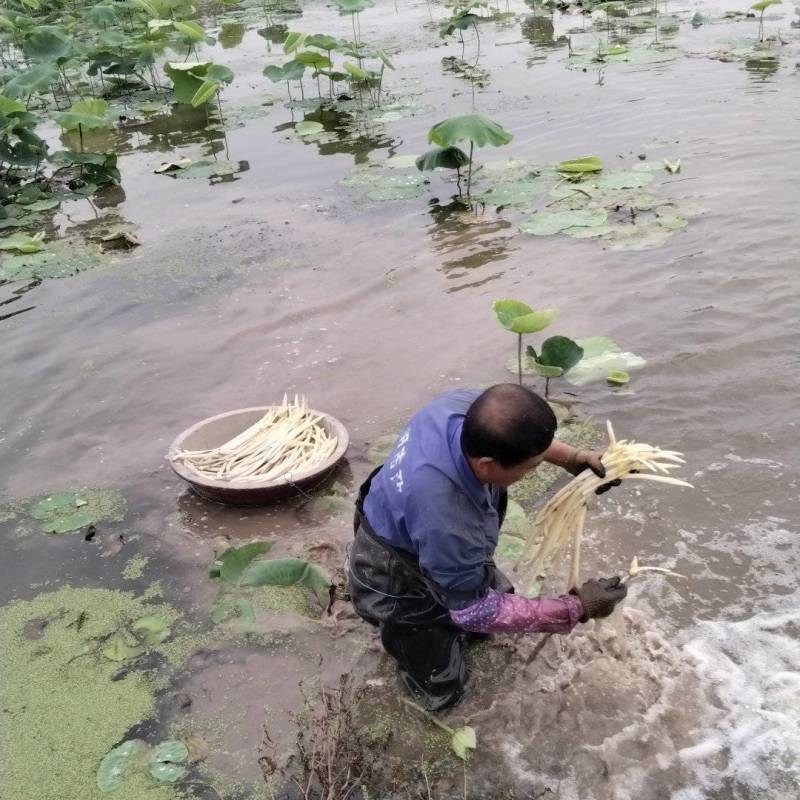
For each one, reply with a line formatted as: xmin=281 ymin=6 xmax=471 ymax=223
xmin=348 ymin=467 xmax=513 ymax=711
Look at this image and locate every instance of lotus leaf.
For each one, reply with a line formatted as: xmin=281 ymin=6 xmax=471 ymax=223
xmin=595 ymin=170 xmax=653 ymax=190
xmin=534 ymin=335 xmax=584 ymax=374
xmin=334 ymin=0 xmax=375 ymax=13
xmin=164 ymin=61 xmax=211 ymax=104
xmin=86 ymin=3 xmax=119 ymax=26
xmin=210 ymin=541 xmax=272 ymax=584
xmin=556 ymin=156 xmax=602 ymax=174
xmin=0 ymin=231 xmax=45 ymax=253
xmin=96 ymin=740 xmax=148 ymax=792
xmin=22 ymin=26 xmax=72 ymax=62
xmin=751 ymin=0 xmax=781 ymax=10
xmin=148 ymin=740 xmax=188 ymax=783
xmin=428 ymin=113 xmax=513 ymax=148
xmin=566 ymin=336 xmax=646 ymax=385
xmin=534 ymin=363 xmax=563 ymax=378
xmin=415 ymin=146 xmax=470 ymax=172
xmin=607 ymin=370 xmax=630 ymax=385
xmin=476 ymin=177 xmax=551 ymax=206
xmin=493 ymin=299 xmax=534 ymax=329
xmin=305 ymin=33 xmax=340 ymax=50
xmin=295 ymin=50 xmax=331 ymax=69
xmin=239 ymin=556 xmax=331 ymax=598
xmin=343 ymin=61 xmax=368 ymax=80
xmin=521 ymin=208 xmax=608 ymax=236
xmin=283 ymin=31 xmax=307 ymax=53
xmin=451 ymin=725 xmax=477 ymax=760
xmin=173 ymin=20 xmax=206 ymax=41
xmin=263 ymin=60 xmax=306 ymax=82
xmin=55 ymin=99 xmax=111 ymax=132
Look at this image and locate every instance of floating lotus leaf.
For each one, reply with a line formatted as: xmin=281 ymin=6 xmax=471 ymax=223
xmin=385 ymin=154 xmax=423 ymax=169
xmin=365 ymin=174 xmax=426 ymax=201
xmin=595 ymin=170 xmax=653 ymax=190
xmin=131 ymin=615 xmax=171 ymax=645
xmin=565 ymin=336 xmax=646 ymax=386
xmin=476 ymin=177 xmax=551 ymax=206
xmin=96 ymin=740 xmax=148 ymax=792
xmin=101 ymin=632 xmax=144 ymax=662
xmin=148 ymin=740 xmax=188 ymax=783
xmin=428 ymin=113 xmax=513 ymax=148
xmin=521 ymin=208 xmax=608 ymax=236
xmin=239 ymin=557 xmax=331 ymax=604
xmin=0 ymin=231 xmax=45 ymax=253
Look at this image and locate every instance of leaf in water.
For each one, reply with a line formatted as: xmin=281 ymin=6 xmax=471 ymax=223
xmin=521 ymin=209 xmax=608 ymax=236
xmin=210 ymin=594 xmax=235 ymax=624
xmin=240 ymin=556 xmax=329 ymax=590
xmin=101 ymin=632 xmax=144 ymax=662
xmin=3 ymin=63 xmax=58 ymax=99
xmin=42 ymin=510 xmax=95 ymax=533
xmin=154 ymin=158 xmax=192 ymax=173
xmin=148 ymin=739 xmax=188 ymax=784
xmin=607 ymin=370 xmax=630 ymax=385
xmin=236 ymin=599 xmax=255 ymax=623
xmin=296 ymin=120 xmax=324 ymax=136
xmin=173 ymin=159 xmax=244 ymax=181
xmin=0 ymin=231 xmax=45 ymax=253
xmin=96 ymin=739 xmax=148 ymax=792
xmin=566 ymin=336 xmax=646 ymax=386
xmin=476 ymin=177 xmax=551 ymax=207
xmin=450 ymin=725 xmax=477 ymax=760
xmin=164 ymin=61 xmax=212 ymax=104
xmin=211 ymin=541 xmax=272 ymax=584
xmin=131 ymin=615 xmax=170 ymax=644
xmin=25 ymin=198 xmax=60 ymax=212
xmin=54 ymin=99 xmax=111 ymax=132
xmin=334 ymin=0 xmax=375 ymax=14
xmin=428 ymin=113 xmax=513 ymax=148
xmin=594 ymin=171 xmax=653 ymax=190
xmin=533 ymin=363 xmax=563 ymax=378
xmin=556 ymin=156 xmax=602 ymax=174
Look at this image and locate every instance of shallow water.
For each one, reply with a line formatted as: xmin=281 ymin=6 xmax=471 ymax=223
xmin=2 ymin=1 xmax=799 ymax=798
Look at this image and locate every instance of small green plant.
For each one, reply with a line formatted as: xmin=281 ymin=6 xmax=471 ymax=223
xmin=401 ymin=698 xmax=477 ymax=761
xmin=751 ymin=0 xmax=781 ymax=41
xmin=492 ymin=299 xmax=555 ymax=385
xmin=426 ymin=113 xmax=513 ymax=202
xmin=415 ymin=146 xmax=471 ymax=195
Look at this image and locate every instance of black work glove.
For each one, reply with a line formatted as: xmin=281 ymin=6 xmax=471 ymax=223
xmin=567 ymin=449 xmax=622 ymax=495
xmin=571 ymin=576 xmax=628 ymax=622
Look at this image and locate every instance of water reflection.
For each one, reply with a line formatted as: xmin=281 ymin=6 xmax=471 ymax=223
xmin=274 ymin=104 xmax=394 ymax=163
xmin=425 ymin=199 xmax=516 ymax=290
xmin=521 ymin=15 xmax=568 ymax=49
xmin=219 ymin=22 xmax=245 ymax=49
xmin=744 ymin=56 xmax=780 ymax=81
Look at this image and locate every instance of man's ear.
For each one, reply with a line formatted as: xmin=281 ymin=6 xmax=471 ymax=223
xmin=473 ymin=457 xmax=496 ymax=480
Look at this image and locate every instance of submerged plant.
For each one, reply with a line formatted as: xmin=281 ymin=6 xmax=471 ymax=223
xmin=427 ymin=113 xmax=512 ymax=201
xmin=493 ymin=299 xmax=555 ymax=385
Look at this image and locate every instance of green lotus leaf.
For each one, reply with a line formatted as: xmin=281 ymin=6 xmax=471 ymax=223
xmin=55 ymin=99 xmax=111 ymax=132
xmin=210 ymin=541 xmax=272 ymax=584
xmin=415 ymin=146 xmax=470 ymax=172
xmin=42 ymin=510 xmax=95 ymax=533
xmin=428 ymin=113 xmax=513 ymax=148
xmin=295 ymin=50 xmax=331 ymax=69
xmin=131 ymin=615 xmax=171 ymax=644
xmin=4 ymin=63 xmax=58 ymax=98
xmin=607 ymin=369 xmax=630 ymax=385
xmin=86 ymin=3 xmax=119 ymax=26
xmin=537 ymin=335 xmax=584 ymax=373
xmin=0 ymin=231 xmax=45 ymax=253
xmin=101 ymin=632 xmax=144 ymax=662
xmin=556 ymin=155 xmax=603 ymax=174
xmin=566 ymin=336 xmax=646 ymax=386
xmin=306 ymin=33 xmax=340 ymax=50
xmin=492 ymin=299 xmax=534 ymax=329
xmin=97 ymin=739 xmax=148 ymax=792
xmin=751 ymin=0 xmax=780 ymax=10
xmin=191 ymin=80 xmax=218 ymax=107
xmin=334 ymin=0 xmax=375 ymax=13
xmin=173 ymin=20 xmax=206 ymax=42
xmin=343 ymin=61 xmax=368 ymax=80
xmin=164 ymin=61 xmax=212 ymax=104
xmin=509 ymin=309 xmax=556 ymax=334
xmin=296 ymin=120 xmax=324 ymax=136
xmin=521 ymin=209 xmax=608 ymax=236
xmin=148 ymin=739 xmax=188 ymax=783
xmin=595 ymin=170 xmax=653 ymax=190
xmin=282 ymin=31 xmax=307 ymax=53
xmin=533 ymin=363 xmax=563 ymax=378
xmin=23 ymin=25 xmax=72 ymax=62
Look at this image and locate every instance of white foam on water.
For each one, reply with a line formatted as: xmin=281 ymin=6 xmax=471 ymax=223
xmin=680 ymin=600 xmax=800 ymax=797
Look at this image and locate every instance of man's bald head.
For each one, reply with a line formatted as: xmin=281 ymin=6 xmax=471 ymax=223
xmin=461 ymin=384 xmax=556 ymax=467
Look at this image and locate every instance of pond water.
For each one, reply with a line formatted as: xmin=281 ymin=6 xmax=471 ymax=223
xmin=1 ymin=1 xmax=799 ymax=798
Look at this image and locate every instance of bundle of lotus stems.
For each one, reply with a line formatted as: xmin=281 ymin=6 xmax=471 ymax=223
xmin=520 ymin=421 xmax=692 ymax=593
xmin=175 ymin=396 xmax=337 ymax=483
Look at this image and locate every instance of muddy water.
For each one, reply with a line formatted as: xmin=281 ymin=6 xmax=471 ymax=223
xmin=2 ymin=1 xmax=799 ymax=798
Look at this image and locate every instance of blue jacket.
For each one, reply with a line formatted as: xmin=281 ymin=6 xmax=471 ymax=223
xmin=363 ymin=389 xmax=504 ymax=609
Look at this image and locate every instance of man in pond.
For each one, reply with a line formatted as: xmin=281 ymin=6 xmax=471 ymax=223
xmin=348 ymin=384 xmax=627 ymax=711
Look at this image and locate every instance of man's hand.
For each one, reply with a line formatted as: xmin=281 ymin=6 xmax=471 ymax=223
xmin=567 ymin=449 xmax=622 ymax=495
xmin=571 ymin=576 xmax=627 ymax=622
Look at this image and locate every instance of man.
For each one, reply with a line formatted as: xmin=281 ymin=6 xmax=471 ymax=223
xmin=348 ymin=384 xmax=627 ymax=711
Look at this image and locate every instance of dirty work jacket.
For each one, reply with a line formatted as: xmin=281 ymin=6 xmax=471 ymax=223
xmin=362 ymin=389 xmax=505 ymax=610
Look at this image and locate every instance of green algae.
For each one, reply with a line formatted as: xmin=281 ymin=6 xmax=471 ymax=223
xmin=122 ymin=554 xmax=150 ymax=580
xmin=0 ymin=586 xmax=183 ymax=800
xmin=253 ymin=584 xmax=324 ymax=619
